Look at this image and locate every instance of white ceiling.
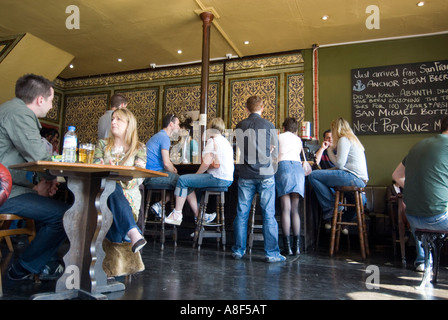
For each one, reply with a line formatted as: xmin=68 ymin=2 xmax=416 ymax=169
xmin=1 ymin=0 xmax=447 ymax=79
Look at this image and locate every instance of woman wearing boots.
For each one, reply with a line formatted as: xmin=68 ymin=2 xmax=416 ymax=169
xmin=274 ymin=118 xmax=305 ymax=255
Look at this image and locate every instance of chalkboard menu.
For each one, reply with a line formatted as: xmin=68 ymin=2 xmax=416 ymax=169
xmin=351 ymin=60 xmax=448 ymax=135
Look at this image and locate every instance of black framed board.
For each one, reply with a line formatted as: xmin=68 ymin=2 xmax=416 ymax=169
xmin=351 ymin=60 xmax=448 ymax=135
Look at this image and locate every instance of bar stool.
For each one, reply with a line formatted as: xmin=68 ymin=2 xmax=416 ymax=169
xmin=415 ymin=229 xmax=448 ymax=289
xmin=329 ymin=186 xmax=369 ymax=260
xmin=193 ymin=187 xmax=227 ymax=251
xmin=248 ymin=193 xmax=264 ymax=254
xmin=144 ymin=184 xmax=177 ymax=250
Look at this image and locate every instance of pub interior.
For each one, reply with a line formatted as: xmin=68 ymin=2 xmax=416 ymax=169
xmin=1 ymin=0 xmax=448 ymax=302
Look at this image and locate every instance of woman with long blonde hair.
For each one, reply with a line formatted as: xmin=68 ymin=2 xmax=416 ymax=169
xmin=94 ymin=108 xmax=147 ymax=253
xmin=308 ymin=117 xmax=368 ymax=227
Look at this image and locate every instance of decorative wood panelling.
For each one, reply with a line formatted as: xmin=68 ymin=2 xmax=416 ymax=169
xmin=115 ymin=88 xmax=159 ymax=144
xmin=164 ymin=82 xmax=219 ymax=122
xmin=64 ymin=92 xmax=109 ymax=144
xmin=286 ymin=73 xmax=305 ymax=123
xmin=229 ymin=76 xmax=278 ymax=128
xmin=43 ymin=91 xmax=62 ymax=124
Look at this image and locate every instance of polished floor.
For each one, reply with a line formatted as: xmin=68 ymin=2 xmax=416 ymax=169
xmin=1 ymin=231 xmax=448 ymax=301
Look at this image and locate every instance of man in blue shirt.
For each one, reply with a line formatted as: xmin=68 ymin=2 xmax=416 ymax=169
xmin=144 ymin=114 xmax=180 ymax=216
xmin=232 ymin=95 xmax=285 ymax=262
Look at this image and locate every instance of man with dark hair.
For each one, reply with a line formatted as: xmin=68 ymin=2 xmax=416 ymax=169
xmin=144 ymin=114 xmax=180 ymax=217
xmin=232 ymin=95 xmax=285 ymax=262
xmin=315 ymin=129 xmax=335 ymax=169
xmin=392 ymin=115 xmax=448 ymax=271
xmin=0 ymin=74 xmax=70 ymax=280
xmin=98 ymin=93 xmax=128 ymax=139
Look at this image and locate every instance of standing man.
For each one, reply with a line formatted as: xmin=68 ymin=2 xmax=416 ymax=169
xmin=392 ymin=115 xmax=448 ymax=271
xmin=144 ymin=114 xmax=180 ymax=217
xmin=232 ymin=95 xmax=285 ymax=262
xmin=0 ymin=74 xmax=71 ymax=280
xmin=98 ymin=93 xmax=128 ymax=139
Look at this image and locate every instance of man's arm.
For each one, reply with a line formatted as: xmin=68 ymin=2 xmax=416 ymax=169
xmin=161 ymin=149 xmax=177 ymax=173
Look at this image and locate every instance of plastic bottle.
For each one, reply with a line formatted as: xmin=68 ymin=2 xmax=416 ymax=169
xmin=62 ymin=126 xmax=78 ymax=163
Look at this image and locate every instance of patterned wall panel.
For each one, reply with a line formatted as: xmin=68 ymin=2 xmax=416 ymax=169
xmin=229 ymin=76 xmax=279 ymax=128
xmin=286 ymin=73 xmax=305 ymax=123
xmin=43 ymin=91 xmax=62 ymax=124
xmin=164 ymin=82 xmax=219 ymax=123
xmin=64 ymin=92 xmax=109 ymax=144
xmin=115 ymin=88 xmax=158 ymax=144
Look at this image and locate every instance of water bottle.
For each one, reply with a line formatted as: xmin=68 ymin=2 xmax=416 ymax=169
xmin=62 ymin=126 xmax=78 ymax=163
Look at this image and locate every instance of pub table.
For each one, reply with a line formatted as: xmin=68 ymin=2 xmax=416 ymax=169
xmin=9 ymin=161 xmax=167 ymax=300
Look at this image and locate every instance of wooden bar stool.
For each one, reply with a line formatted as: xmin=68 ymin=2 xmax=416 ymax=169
xmin=248 ymin=193 xmax=263 ymax=254
xmin=144 ymin=184 xmax=177 ymax=250
xmin=329 ymin=186 xmax=369 ymax=260
xmin=415 ymin=229 xmax=448 ymax=288
xmin=193 ymin=187 xmax=227 ymax=251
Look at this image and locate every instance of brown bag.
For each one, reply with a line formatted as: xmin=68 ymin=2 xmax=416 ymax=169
xmin=209 ymin=137 xmax=220 ymax=169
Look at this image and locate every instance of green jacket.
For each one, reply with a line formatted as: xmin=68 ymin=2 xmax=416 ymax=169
xmin=0 ymin=98 xmax=52 ymax=198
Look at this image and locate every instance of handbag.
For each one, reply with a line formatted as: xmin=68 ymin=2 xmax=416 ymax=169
xmin=209 ymin=137 xmax=220 ymax=169
xmin=301 ymin=148 xmax=312 ymax=176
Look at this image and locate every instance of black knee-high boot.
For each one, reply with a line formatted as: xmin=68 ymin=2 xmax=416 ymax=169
xmin=281 ymin=236 xmax=293 ymax=256
xmin=292 ymin=236 xmax=301 ymax=255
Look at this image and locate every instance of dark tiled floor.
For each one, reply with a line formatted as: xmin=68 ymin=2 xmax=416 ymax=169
xmin=2 ymin=233 xmax=448 ymax=301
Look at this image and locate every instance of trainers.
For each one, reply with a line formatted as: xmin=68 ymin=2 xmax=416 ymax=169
xmin=7 ymin=262 xmax=34 ymax=281
xmin=231 ymin=252 xmax=243 ymax=260
xmin=151 ymin=202 xmax=162 ymax=218
xmin=266 ymin=254 xmax=286 ymax=263
xmin=165 ymin=209 xmax=182 ymax=225
xmin=341 ymin=227 xmax=349 ymax=235
xmin=416 ymin=263 xmax=425 ymax=272
xmin=39 ymin=261 xmax=64 ymax=281
xmin=202 ymin=212 xmax=217 ymax=224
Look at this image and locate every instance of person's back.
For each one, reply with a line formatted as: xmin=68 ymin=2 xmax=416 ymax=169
xmin=98 ymin=94 xmax=128 ymax=139
xmin=235 ymin=113 xmax=277 ymax=179
xmin=404 ymin=134 xmax=448 ymax=217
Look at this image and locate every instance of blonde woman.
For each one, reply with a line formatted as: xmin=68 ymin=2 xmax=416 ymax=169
xmin=308 ymin=118 xmax=368 ymax=225
xmin=94 ymin=108 xmax=147 ymax=253
xmin=165 ymin=118 xmax=234 ymax=226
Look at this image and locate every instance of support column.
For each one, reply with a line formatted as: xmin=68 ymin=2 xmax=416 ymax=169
xmin=199 ymin=11 xmax=214 ymax=155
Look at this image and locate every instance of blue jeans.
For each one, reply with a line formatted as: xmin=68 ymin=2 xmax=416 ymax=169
xmin=232 ymin=177 xmax=282 ymax=259
xmin=174 ymin=173 xmax=232 ymax=198
xmin=308 ymin=169 xmax=366 ymax=221
xmin=1 ymin=193 xmax=70 ymax=273
xmin=144 ymin=170 xmax=179 ymax=189
xmin=406 ymin=211 xmax=448 ymax=266
xmin=106 ymin=183 xmax=141 ymax=243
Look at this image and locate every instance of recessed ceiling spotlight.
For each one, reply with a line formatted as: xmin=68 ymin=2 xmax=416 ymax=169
xmin=244 ymin=41 xmax=249 ymax=45
xmin=117 ymin=58 xmax=123 ymax=62
xmin=417 ymin=1 xmax=424 ymax=6
xmin=322 ymin=15 xmax=329 ymax=20
xmin=177 ymin=50 xmax=182 ymax=54
xmin=69 ymin=64 xmax=74 ymax=69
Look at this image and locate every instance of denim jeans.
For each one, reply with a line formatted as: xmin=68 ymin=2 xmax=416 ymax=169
xmin=232 ymin=177 xmax=282 ymax=259
xmin=308 ymin=169 xmax=366 ymax=221
xmin=1 ymin=193 xmax=70 ymax=273
xmin=106 ymin=183 xmax=141 ymax=243
xmin=144 ymin=170 xmax=179 ymax=189
xmin=174 ymin=173 xmax=232 ymax=198
xmin=406 ymin=211 xmax=448 ymax=266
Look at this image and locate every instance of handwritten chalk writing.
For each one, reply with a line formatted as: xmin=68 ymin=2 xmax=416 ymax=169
xmin=352 ymin=60 xmax=448 ymax=135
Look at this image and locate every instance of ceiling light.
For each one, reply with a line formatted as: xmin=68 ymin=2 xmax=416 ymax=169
xmin=244 ymin=41 xmax=249 ymax=45
xmin=322 ymin=15 xmax=329 ymax=20
xmin=177 ymin=50 xmax=182 ymax=54
xmin=69 ymin=64 xmax=74 ymax=69
xmin=117 ymin=58 xmax=123 ymax=62
xmin=417 ymin=1 xmax=424 ymax=6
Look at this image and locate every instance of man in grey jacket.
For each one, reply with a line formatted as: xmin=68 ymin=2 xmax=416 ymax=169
xmin=0 ymin=74 xmax=70 ymax=281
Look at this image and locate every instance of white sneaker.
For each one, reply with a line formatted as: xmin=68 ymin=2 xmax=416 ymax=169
xmin=341 ymin=227 xmax=349 ymax=235
xmin=165 ymin=209 xmax=182 ymax=225
xmin=151 ymin=202 xmax=162 ymax=218
xmin=416 ymin=263 xmax=425 ymax=272
xmin=203 ymin=212 xmax=217 ymax=224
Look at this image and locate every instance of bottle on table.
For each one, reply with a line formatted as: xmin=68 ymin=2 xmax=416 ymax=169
xmin=62 ymin=126 xmax=78 ymax=163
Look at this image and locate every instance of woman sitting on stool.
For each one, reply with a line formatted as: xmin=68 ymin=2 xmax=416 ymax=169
xmin=165 ymin=118 xmax=234 ymax=226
